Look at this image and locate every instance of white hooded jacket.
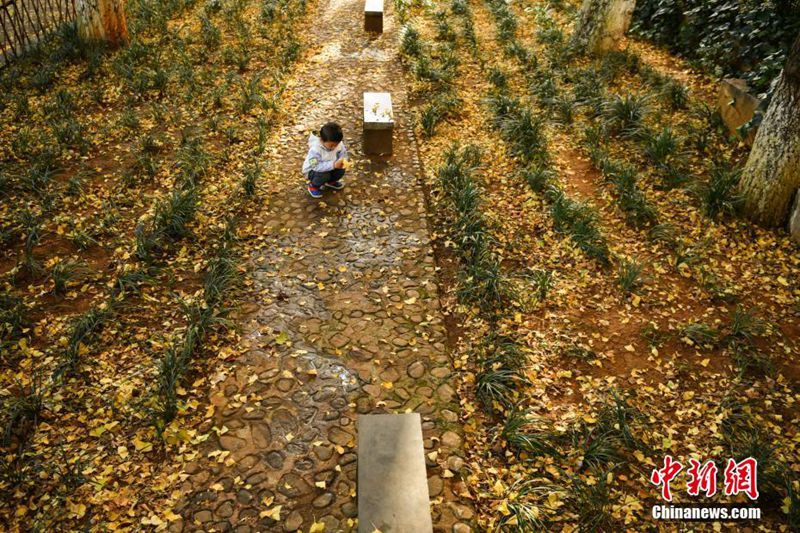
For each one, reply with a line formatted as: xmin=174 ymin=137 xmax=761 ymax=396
xmin=301 ymin=133 xmax=349 ymax=175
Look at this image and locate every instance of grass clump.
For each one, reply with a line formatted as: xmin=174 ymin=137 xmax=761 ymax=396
xmin=697 ymin=165 xmax=743 ymax=219
xmin=55 ymin=302 xmax=115 ymax=379
xmin=502 ymin=410 xmax=562 ymax=458
xmin=436 ymin=145 xmax=513 ymax=312
xmin=547 ymin=187 xmax=610 ymax=266
xmin=49 ymin=260 xmax=87 ymax=296
xmin=603 ymin=93 xmax=649 ymax=138
xmin=616 ymin=257 xmax=646 ymax=294
xmin=419 ymin=91 xmax=461 ymax=137
xmin=2 ymin=374 xmax=46 ymax=447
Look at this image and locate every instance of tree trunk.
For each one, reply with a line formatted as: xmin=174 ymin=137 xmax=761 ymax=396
xmin=569 ymin=0 xmax=636 ymax=55
xmin=76 ymin=0 xmax=128 ymax=46
xmin=740 ymin=34 xmax=800 ymax=227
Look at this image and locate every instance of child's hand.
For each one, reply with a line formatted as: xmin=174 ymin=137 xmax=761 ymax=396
xmin=334 ymin=159 xmax=345 ymax=169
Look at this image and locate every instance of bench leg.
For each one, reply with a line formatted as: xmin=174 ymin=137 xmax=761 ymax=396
xmin=364 ymin=128 xmax=393 ymax=155
xmin=364 ymin=13 xmax=383 ymax=33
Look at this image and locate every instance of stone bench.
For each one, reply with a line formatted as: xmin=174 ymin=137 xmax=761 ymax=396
xmin=357 ymin=413 xmax=433 ymax=533
xmin=364 ymin=0 xmax=384 ymax=33
xmin=363 ymin=91 xmax=394 ymax=155
xmin=718 ymin=78 xmax=763 ymax=145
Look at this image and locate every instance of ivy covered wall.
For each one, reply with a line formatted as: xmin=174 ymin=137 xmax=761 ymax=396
xmin=631 ymin=0 xmax=800 ymax=94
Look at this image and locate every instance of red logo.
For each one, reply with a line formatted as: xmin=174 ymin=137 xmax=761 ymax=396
xmin=650 ymin=456 xmax=759 ymax=501
xmin=650 ymin=455 xmax=683 ymax=502
xmin=724 ymin=458 xmax=759 ymax=500
xmin=686 ymin=459 xmax=719 ymax=497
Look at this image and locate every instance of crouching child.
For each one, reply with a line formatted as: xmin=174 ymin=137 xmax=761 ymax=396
xmin=302 ymin=122 xmax=349 ymax=198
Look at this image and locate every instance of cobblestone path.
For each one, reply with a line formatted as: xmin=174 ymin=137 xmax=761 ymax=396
xmin=173 ymin=0 xmax=473 ymax=531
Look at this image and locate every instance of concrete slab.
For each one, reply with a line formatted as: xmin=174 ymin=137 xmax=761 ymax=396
xmin=358 ymin=413 xmax=433 ymax=533
xmin=718 ymin=78 xmax=762 ymax=145
xmin=364 ymin=92 xmax=394 ymax=155
xmin=364 ymin=92 xmax=394 ymax=129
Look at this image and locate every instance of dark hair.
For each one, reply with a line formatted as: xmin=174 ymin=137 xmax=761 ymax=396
xmin=319 ymin=122 xmax=343 ymax=143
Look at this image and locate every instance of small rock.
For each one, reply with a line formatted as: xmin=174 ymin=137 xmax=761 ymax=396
xmin=431 ymin=366 xmax=451 ymax=379
xmin=330 ymin=333 xmax=350 ymax=349
xmin=417 ymin=386 xmax=433 ymax=398
xmin=407 ymin=361 xmax=425 ymax=378
xmin=328 ymin=427 xmax=353 ymax=446
xmin=314 ymin=444 xmax=333 ymax=461
xmin=441 ymin=431 xmax=462 ymax=449
xmin=380 ymin=367 xmax=400 ymax=382
xmin=167 ymin=517 xmax=184 ymax=532
xmin=392 ymin=337 xmax=408 ymax=347
xmin=276 ymin=378 xmax=294 ymax=392
xmin=237 ymin=489 xmax=254 ymax=505
xmin=313 ymin=493 xmax=334 ymax=508
xmin=441 ymin=409 xmax=458 ymax=422
xmin=447 ymin=456 xmax=464 ymax=473
xmin=427 ymin=475 xmax=444 ymax=497
xmin=342 ymin=502 xmax=358 ymax=518
xmin=265 ymin=451 xmax=284 ymax=469
xmin=278 ymin=473 xmax=312 ymax=497
xmin=437 ymin=383 xmax=455 ymax=402
xmin=363 ymin=384 xmax=382 ymax=397
xmin=215 ymin=501 xmax=234 ymax=519
xmin=238 ymin=455 xmax=259 ymax=471
xmin=452 ymin=503 xmax=474 ymax=520
xmin=219 ymin=435 xmax=246 ymax=452
xmin=284 ymin=510 xmax=303 ymax=531
xmin=453 ymin=523 xmax=472 ymax=533
xmin=242 ymin=408 xmax=268 ymax=420
xmin=319 ymin=515 xmax=340 ymax=531
xmin=247 ymin=471 xmax=269 ymax=485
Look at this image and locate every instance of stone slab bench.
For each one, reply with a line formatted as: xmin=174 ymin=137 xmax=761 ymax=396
xmin=718 ymin=78 xmax=762 ymax=145
xmin=363 ymin=91 xmax=394 ymax=155
xmin=364 ymin=0 xmax=384 ymax=33
xmin=357 ymin=413 xmax=433 ymax=533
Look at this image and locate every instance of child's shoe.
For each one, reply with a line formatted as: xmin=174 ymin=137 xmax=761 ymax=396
xmin=307 ymin=183 xmax=323 ymax=198
xmin=325 ymin=180 xmax=344 ymax=190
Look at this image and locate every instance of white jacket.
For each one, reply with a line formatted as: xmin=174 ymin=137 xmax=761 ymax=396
xmin=301 ymin=133 xmax=349 ymax=175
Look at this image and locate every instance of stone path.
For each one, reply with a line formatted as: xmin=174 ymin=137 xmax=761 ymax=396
xmin=173 ymin=0 xmax=473 ymax=531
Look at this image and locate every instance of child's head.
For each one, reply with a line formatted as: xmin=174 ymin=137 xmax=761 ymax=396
xmin=319 ymin=122 xmax=343 ymax=150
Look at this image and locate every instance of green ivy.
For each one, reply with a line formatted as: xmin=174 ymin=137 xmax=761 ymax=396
xmin=631 ymin=0 xmax=800 ymax=94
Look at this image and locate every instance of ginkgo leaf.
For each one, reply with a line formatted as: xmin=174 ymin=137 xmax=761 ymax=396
xmin=260 ymin=506 xmax=281 ymax=520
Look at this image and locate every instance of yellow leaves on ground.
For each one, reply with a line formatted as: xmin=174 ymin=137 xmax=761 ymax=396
xmin=117 ymin=446 xmax=129 ymax=460
xmin=132 ymin=437 xmax=153 ymax=452
xmin=309 ymin=521 xmax=326 ymax=532
xmin=68 ymin=502 xmax=87 ymax=519
xmin=260 ymin=505 xmax=282 ymax=520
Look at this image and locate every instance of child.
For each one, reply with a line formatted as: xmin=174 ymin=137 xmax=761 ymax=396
xmin=302 ymin=122 xmax=349 ymax=198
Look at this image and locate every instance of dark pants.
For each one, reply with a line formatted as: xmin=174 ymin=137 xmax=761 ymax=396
xmin=308 ymin=168 xmax=345 ymax=187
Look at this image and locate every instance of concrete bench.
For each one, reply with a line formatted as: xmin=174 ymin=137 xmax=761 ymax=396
xmin=364 ymin=0 xmax=384 ymax=33
xmin=718 ymin=78 xmax=762 ymax=145
xmin=357 ymin=413 xmax=433 ymax=533
xmin=363 ymin=91 xmax=394 ymax=155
